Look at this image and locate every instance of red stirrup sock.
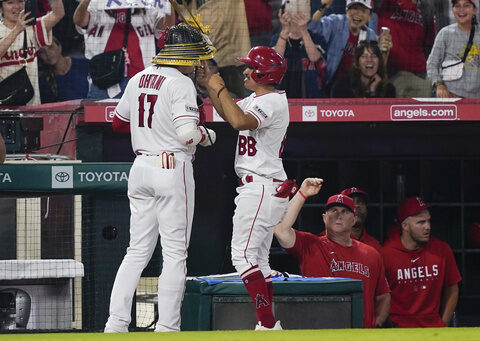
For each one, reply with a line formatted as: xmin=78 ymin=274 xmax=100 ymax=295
xmin=265 ymin=275 xmax=273 ymax=304
xmin=240 ymin=266 xmax=275 ymax=328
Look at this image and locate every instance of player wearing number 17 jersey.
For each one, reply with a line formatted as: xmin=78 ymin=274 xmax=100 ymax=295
xmin=105 ymin=23 xmax=216 ymax=333
xmin=198 ymin=46 xmax=289 ymax=330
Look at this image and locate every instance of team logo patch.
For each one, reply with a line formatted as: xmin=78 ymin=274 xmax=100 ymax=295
xmin=336 ymin=195 xmax=345 ymax=203
xmin=185 ymin=105 xmax=199 ymax=113
xmin=416 ymin=197 xmax=426 ymax=207
xmin=255 ymin=294 xmax=269 ymax=309
xmin=253 ymin=105 xmax=268 ymax=118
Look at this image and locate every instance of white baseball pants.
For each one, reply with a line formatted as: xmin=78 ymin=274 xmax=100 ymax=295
xmin=231 ymin=181 xmax=288 ymax=277
xmin=105 ymin=153 xmax=194 ymax=332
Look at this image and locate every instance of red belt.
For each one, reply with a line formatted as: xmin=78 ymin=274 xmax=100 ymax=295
xmin=238 ymin=175 xmax=283 ymax=186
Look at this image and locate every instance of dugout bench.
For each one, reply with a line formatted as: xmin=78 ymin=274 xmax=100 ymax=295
xmin=180 ymin=277 xmax=363 ymax=330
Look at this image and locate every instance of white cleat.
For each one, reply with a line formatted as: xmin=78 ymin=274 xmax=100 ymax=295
xmin=104 ymin=326 xmax=128 ymax=333
xmin=255 ymin=320 xmax=283 ymax=331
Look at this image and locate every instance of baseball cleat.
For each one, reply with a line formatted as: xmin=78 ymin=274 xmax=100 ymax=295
xmin=254 ymin=320 xmax=283 ymax=331
xmin=104 ymin=326 xmax=128 ymax=333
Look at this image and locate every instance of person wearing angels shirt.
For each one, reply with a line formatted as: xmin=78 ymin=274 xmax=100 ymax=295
xmin=381 ymin=197 xmax=462 ymax=328
xmin=427 ymin=0 xmax=480 ymax=98
xmin=377 ymin=0 xmax=436 ymax=98
xmin=274 ymin=178 xmax=391 ymax=328
xmin=307 ymin=0 xmax=392 ymax=96
xmin=73 ymin=0 xmax=173 ymax=100
xmin=0 ymin=0 xmax=64 ymax=105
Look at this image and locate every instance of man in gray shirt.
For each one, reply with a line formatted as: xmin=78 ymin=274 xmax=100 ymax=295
xmin=427 ymin=0 xmax=480 ymax=98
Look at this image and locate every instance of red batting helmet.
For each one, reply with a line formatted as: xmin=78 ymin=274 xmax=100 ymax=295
xmin=236 ymin=46 xmax=287 ymax=85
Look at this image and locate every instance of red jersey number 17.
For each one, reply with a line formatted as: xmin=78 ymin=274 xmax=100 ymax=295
xmin=138 ymin=93 xmax=158 ymax=128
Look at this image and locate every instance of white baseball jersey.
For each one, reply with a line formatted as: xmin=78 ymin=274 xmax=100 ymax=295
xmin=115 ymin=65 xmax=200 ymax=157
xmin=0 ymin=17 xmax=52 ymax=105
xmin=235 ymin=91 xmax=289 ymax=180
xmin=77 ymin=8 xmax=164 ymax=76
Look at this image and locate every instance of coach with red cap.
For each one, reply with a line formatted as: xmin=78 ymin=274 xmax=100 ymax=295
xmin=381 ymin=197 xmax=462 ymax=327
xmin=274 ymin=178 xmax=390 ymax=328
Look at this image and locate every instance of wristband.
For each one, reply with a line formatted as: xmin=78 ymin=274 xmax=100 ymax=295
xmin=279 ymin=35 xmax=288 ymax=41
xmin=298 ymin=190 xmax=307 ymax=200
xmin=217 ymin=86 xmax=226 ymax=98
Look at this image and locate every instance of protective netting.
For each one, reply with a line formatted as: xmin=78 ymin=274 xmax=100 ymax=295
xmin=0 ymin=192 xmax=159 ymax=331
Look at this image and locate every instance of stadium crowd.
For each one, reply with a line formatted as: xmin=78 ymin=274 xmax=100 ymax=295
xmin=0 ymin=0 xmax=478 ymax=106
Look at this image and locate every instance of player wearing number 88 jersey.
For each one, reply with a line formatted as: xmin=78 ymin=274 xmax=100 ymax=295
xmin=198 ymin=46 xmax=289 ymax=330
xmin=105 ymin=23 xmax=216 ymax=333
xmin=235 ymin=94 xmax=288 ymax=179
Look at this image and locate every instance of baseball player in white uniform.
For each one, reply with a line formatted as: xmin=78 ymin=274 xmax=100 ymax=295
xmin=198 ymin=46 xmax=290 ymax=330
xmin=105 ymin=23 xmax=216 ymax=333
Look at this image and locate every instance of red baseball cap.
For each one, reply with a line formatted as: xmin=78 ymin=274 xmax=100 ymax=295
xmin=325 ymin=194 xmax=356 ymax=213
xmin=340 ymin=187 xmax=369 ymax=202
xmin=397 ymin=197 xmax=429 ymax=223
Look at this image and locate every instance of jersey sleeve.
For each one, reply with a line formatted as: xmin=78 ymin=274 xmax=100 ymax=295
xmin=285 ymin=230 xmax=307 ymax=261
xmin=34 ymin=16 xmax=52 ymax=48
xmin=442 ymin=243 xmax=462 ymax=287
xmin=170 ymin=77 xmax=199 ymax=127
xmin=75 ymin=9 xmax=99 ymax=34
xmin=245 ymin=96 xmax=276 ymax=130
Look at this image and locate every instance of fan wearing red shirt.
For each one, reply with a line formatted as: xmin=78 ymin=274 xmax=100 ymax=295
xmin=381 ymin=197 xmax=462 ymax=327
xmin=274 ymin=178 xmax=391 ymax=328
xmin=377 ymin=0 xmax=436 ymax=97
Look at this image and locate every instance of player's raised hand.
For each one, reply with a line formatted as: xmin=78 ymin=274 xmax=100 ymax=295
xmin=300 ymin=177 xmax=324 ymax=198
xmin=197 ymin=60 xmax=213 ymax=87
xmin=207 ymin=73 xmax=226 ymax=93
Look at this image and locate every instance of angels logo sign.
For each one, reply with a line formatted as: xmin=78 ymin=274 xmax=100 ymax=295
xmin=302 ymin=106 xmax=317 ymax=121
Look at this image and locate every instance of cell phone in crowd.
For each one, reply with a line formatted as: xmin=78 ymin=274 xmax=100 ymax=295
xmin=284 ymin=0 xmax=297 ymax=13
xmin=24 ymin=0 xmax=37 ymax=26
